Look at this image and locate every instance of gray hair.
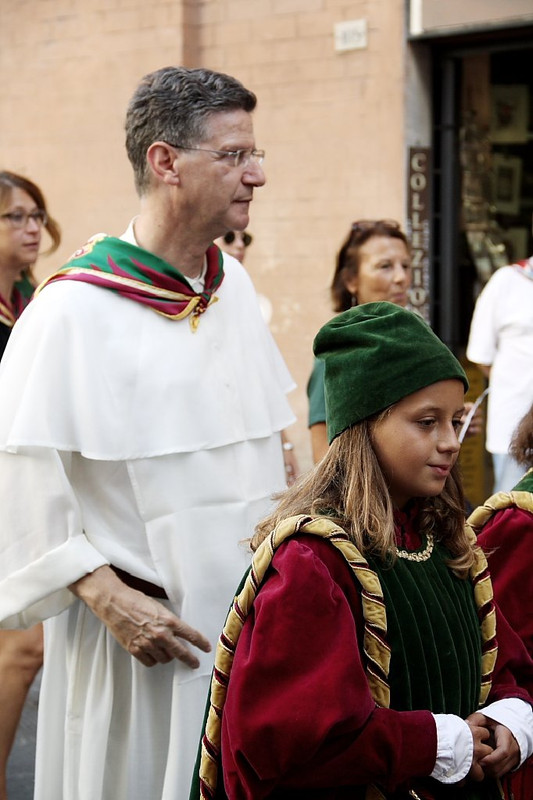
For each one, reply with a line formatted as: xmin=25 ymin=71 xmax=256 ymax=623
xmin=125 ymin=66 xmax=257 ymax=195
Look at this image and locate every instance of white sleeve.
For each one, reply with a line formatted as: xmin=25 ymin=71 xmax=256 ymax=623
xmin=0 ymin=447 xmax=108 ymax=628
xmin=431 ymin=698 xmax=533 ymax=784
xmin=430 ymin=714 xmax=473 ymax=784
xmin=466 ymin=274 xmax=500 ymax=366
xmin=482 ymin=698 xmax=533 ymax=767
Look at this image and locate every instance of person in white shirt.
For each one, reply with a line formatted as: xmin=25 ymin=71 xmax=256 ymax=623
xmin=467 ymin=258 xmax=533 ymax=492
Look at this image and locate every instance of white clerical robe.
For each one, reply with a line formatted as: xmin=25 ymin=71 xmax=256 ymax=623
xmin=0 ymin=251 xmax=295 ymax=799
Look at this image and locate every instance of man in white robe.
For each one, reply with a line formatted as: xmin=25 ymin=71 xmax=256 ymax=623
xmin=0 ymin=67 xmax=295 ymax=800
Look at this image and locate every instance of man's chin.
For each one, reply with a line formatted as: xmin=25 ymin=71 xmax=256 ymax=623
xmin=228 ymin=219 xmax=249 ymax=233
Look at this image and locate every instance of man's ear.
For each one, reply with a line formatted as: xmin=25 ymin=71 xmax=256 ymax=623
xmin=146 ymin=142 xmax=180 ymax=186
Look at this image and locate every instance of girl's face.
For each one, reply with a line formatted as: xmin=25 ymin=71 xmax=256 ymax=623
xmin=371 ymin=379 xmax=464 ymax=509
xmin=344 ymin=235 xmax=412 ymax=306
xmin=0 ymin=187 xmax=42 ymax=272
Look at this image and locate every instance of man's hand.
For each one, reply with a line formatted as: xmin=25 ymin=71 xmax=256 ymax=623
xmin=69 ymin=566 xmax=211 ymax=668
xmin=466 ymin=712 xmax=520 ymax=779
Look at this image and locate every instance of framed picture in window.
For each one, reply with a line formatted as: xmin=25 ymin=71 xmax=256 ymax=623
xmin=493 ymin=154 xmax=522 ymax=215
xmin=490 ymin=85 xmax=529 ymax=144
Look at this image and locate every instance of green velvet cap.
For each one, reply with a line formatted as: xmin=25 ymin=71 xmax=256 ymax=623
xmin=313 ymin=302 xmax=469 ymax=443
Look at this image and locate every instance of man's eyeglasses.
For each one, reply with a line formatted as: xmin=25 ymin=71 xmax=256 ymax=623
xmin=0 ymin=210 xmax=48 ymax=229
xmin=165 ymin=143 xmax=265 ymax=169
xmin=224 ymin=231 xmax=252 ymax=247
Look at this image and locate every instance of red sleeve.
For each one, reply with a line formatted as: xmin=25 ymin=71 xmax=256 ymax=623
xmin=488 ymin=605 xmax=533 ymax=702
xmin=478 ymin=507 xmax=533 ymax=657
xmin=479 ymin=509 xmax=533 ymax=702
xmin=221 ymin=536 xmax=437 ymax=799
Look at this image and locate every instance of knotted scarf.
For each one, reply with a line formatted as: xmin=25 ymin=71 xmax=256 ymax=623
xmin=35 ymin=233 xmax=224 ymax=331
xmin=0 ymin=273 xmax=35 ymax=327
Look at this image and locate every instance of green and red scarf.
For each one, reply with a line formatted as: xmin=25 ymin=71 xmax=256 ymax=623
xmin=0 ymin=273 xmax=35 ymax=327
xmin=35 ymin=234 xmax=225 ymax=331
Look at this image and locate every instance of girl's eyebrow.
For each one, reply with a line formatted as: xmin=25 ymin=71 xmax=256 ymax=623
xmin=412 ymin=404 xmax=465 ymax=415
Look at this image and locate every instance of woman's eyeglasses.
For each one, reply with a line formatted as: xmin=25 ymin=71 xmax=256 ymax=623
xmin=223 ymin=231 xmax=252 ymax=247
xmin=0 ymin=210 xmax=48 ymax=229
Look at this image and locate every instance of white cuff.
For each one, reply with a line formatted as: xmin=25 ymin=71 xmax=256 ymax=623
xmin=482 ymin=697 xmax=533 ymax=767
xmin=431 ymin=714 xmax=473 ymax=784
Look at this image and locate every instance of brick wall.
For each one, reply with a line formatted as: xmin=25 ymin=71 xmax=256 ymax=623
xmin=0 ymin=0 xmax=407 ymax=468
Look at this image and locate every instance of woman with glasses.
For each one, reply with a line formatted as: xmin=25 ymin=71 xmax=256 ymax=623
xmin=307 ymin=219 xmax=412 ymax=463
xmin=0 ymin=171 xmax=60 ymax=356
xmin=0 ymin=170 xmax=60 ymax=800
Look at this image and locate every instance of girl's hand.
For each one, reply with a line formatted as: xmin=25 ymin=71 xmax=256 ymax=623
xmin=466 ymin=712 xmax=520 ymax=779
xmin=465 ymin=718 xmax=494 ymax=782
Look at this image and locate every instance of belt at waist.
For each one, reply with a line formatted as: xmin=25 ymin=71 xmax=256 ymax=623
xmin=110 ymin=565 xmax=168 ymax=599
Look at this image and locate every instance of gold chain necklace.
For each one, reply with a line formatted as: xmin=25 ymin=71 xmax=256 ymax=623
xmin=396 ymin=532 xmax=434 ymax=562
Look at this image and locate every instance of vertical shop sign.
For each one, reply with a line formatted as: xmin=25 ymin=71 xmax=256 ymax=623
xmin=407 ymin=148 xmax=431 ymax=321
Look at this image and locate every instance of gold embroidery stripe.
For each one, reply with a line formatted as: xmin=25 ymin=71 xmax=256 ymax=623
xmin=35 ymin=267 xmax=198 ymax=302
xmin=34 ymin=267 xmax=221 ymax=329
xmin=464 ymin=522 xmax=497 ymax=706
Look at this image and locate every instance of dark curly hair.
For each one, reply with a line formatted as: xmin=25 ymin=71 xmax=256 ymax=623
xmin=510 ymin=403 xmax=533 ymax=468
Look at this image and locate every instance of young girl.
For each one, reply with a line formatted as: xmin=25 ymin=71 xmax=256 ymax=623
xmin=194 ymin=302 xmax=533 ymax=800
xmin=469 ymin=403 xmax=533 ymax=799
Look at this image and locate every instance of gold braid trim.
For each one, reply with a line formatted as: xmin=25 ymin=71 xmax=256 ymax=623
xmin=465 ymin=515 xmax=498 ymax=707
xmin=198 ymin=514 xmax=390 ymax=799
xmin=467 ymin=486 xmax=533 ymax=532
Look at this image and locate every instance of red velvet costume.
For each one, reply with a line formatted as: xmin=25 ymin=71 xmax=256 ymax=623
xmin=218 ymin=517 xmax=532 ymax=799
xmin=477 ymin=507 xmax=533 ymax=657
xmin=474 ymin=472 xmax=533 ymax=800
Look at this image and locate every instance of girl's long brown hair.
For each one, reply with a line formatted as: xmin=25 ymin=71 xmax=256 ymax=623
xmin=253 ymin=419 xmax=476 ymax=578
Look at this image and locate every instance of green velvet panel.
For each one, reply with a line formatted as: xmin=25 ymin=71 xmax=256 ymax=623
xmin=369 ymin=542 xmax=482 ymax=717
xmin=370 ymin=544 xmax=504 ymax=799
